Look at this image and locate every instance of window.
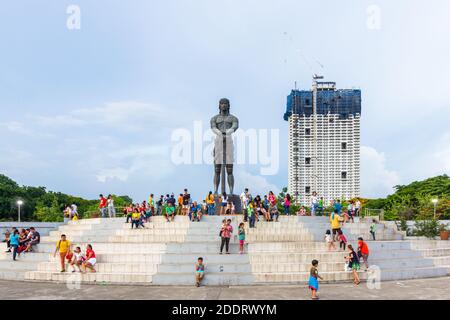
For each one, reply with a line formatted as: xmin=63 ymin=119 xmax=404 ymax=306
xmin=305 ymin=186 xmax=311 ymax=194
xmin=305 ymin=157 xmax=311 ymax=165
xmin=305 ymin=99 xmax=311 ymax=105
xmin=305 ymin=128 xmax=311 ymax=135
xmin=341 ymin=172 xmax=347 ymax=179
xmin=341 ymin=142 xmax=347 ymax=150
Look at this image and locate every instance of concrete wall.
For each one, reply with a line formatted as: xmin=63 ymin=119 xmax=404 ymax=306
xmin=0 ymin=222 xmax=64 ymax=237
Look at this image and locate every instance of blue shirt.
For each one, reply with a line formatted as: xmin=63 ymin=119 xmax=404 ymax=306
xmin=334 ymin=203 xmax=342 ymax=213
xmin=10 ymin=234 xmax=19 ymax=246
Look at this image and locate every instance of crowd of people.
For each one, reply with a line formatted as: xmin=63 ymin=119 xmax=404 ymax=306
xmin=3 ymin=227 xmax=41 ymax=260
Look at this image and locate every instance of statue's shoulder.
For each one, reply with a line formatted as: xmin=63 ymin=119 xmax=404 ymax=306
xmin=229 ymin=114 xmax=239 ymax=122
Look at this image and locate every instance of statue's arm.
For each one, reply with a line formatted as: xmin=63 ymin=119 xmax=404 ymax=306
xmin=210 ymin=116 xmax=222 ymax=136
xmin=226 ymin=116 xmax=239 ymax=135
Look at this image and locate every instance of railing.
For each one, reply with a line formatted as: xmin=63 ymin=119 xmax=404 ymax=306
xmin=362 ymin=208 xmax=384 ymax=221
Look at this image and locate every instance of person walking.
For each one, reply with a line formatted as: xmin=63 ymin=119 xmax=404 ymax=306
xmin=54 ymin=234 xmax=71 ymax=272
xmin=9 ymin=230 xmax=20 ymax=261
xmin=358 ymin=237 xmax=370 ymax=271
xmin=330 ymin=209 xmax=342 ymax=241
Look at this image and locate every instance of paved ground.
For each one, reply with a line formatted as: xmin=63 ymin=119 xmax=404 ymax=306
xmin=0 ymin=277 xmax=449 ymax=300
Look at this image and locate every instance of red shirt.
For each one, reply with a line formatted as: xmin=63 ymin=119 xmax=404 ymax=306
xmin=358 ymin=240 xmax=369 ymax=255
xmin=99 ymin=197 xmax=107 ymax=208
xmin=86 ymin=248 xmax=96 ymax=259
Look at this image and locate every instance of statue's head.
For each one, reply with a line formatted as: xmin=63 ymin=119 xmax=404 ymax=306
xmin=219 ymin=98 xmax=230 ymax=114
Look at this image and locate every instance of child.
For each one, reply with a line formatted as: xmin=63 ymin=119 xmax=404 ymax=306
xmin=269 ymin=205 xmax=280 ymax=222
xmin=131 ymin=208 xmax=141 ymax=228
xmin=345 ymin=244 xmax=361 ymax=285
xmin=195 ymin=257 xmax=205 ymax=287
xmin=248 ymin=203 xmax=256 ymax=228
xmin=238 ymin=223 xmax=245 ymax=254
xmin=370 ymin=220 xmax=377 ymax=240
xmin=337 ymin=229 xmax=347 ymax=251
xmin=325 ymin=230 xmax=336 ymax=251
xmin=308 ymin=260 xmax=323 ymax=300
xmin=297 ymin=206 xmax=306 ymax=216
xmin=342 ymin=210 xmax=349 ymax=226
xmin=69 ymin=246 xmax=85 ymax=272
xmin=165 ymin=203 xmax=175 ymax=222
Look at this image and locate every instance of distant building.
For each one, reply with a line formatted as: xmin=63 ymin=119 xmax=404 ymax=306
xmin=284 ymin=76 xmax=361 ymax=206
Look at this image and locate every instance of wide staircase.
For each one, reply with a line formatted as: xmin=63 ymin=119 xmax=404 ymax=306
xmin=0 ymin=215 xmax=448 ymax=286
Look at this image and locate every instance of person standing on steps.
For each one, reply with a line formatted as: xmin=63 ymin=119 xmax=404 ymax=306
xmin=107 ymin=195 xmax=116 ymax=218
xmin=240 ymin=188 xmax=249 ymax=221
xmin=182 ymin=189 xmax=191 ymax=216
xmin=220 ymin=219 xmax=233 ymax=254
xmin=206 ymin=191 xmax=215 ymax=216
xmin=370 ymin=220 xmax=377 ymax=240
xmin=238 ymin=222 xmax=246 ymax=254
xmin=330 ymin=209 xmax=343 ymax=242
xmin=346 ymin=244 xmax=361 ymax=285
xmin=284 ymin=193 xmax=291 ymax=216
xmin=99 ymin=194 xmax=107 ymax=218
xmin=54 ymin=234 xmax=71 ymax=272
xmin=308 ymin=260 xmax=323 ymax=300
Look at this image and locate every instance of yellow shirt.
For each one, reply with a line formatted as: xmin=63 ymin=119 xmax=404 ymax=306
xmin=206 ymin=194 xmax=215 ymax=204
xmin=330 ymin=214 xmax=341 ymax=229
xmin=132 ymin=212 xmax=141 ymax=219
xmin=57 ymin=240 xmax=71 ymax=253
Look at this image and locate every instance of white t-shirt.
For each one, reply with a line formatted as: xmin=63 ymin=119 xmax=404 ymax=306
xmin=107 ymin=199 xmax=114 ymax=207
xmin=74 ymin=252 xmax=85 ymax=262
xmin=240 ymin=192 xmax=248 ymax=208
xmin=71 ymin=204 xmax=78 ymax=214
xmin=311 ymin=196 xmax=318 ymax=206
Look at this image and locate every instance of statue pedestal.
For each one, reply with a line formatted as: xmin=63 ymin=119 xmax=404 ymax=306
xmin=214 ymin=195 xmax=242 ymax=215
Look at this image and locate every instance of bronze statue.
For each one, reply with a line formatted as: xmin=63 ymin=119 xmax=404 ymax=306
xmin=210 ymin=98 xmax=239 ymax=195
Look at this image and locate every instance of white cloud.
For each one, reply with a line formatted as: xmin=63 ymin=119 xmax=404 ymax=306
xmin=0 ymin=121 xmax=32 ymax=135
xmin=432 ymin=132 xmax=450 ymax=174
xmin=236 ymin=169 xmax=280 ymax=196
xmin=361 ymin=146 xmax=400 ymax=198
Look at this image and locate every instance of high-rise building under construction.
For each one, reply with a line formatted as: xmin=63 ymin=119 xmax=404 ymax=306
xmin=284 ymin=76 xmax=361 ymax=206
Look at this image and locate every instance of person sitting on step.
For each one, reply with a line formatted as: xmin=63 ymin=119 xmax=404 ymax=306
xmin=195 ymin=257 xmax=205 ymax=287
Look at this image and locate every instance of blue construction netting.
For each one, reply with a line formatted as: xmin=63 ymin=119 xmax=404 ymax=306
xmin=283 ymin=88 xmax=361 ymax=121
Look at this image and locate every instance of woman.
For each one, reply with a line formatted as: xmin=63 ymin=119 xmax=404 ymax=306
xmin=219 ymin=219 xmax=233 ymax=254
xmin=9 ymin=230 xmax=20 ymax=261
xmin=83 ymin=244 xmax=97 ymax=273
xmin=268 ymin=191 xmax=277 ymax=207
xmin=107 ymin=195 xmax=116 ymax=218
xmin=206 ymin=191 xmax=215 ymax=216
xmin=220 ymin=192 xmax=228 ymax=215
xmin=284 ymin=193 xmax=291 ymax=216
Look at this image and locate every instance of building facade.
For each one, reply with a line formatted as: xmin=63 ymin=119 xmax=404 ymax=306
xmin=284 ymin=78 xmax=361 ymax=206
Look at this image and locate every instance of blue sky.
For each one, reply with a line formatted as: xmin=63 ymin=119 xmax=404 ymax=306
xmin=0 ymin=0 xmax=449 ymax=202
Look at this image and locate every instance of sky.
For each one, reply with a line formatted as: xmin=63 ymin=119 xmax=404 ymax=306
xmin=0 ymin=0 xmax=449 ymax=202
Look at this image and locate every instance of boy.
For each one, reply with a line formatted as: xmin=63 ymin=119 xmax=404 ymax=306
xmin=131 ymin=209 xmax=141 ymax=229
xmin=166 ymin=202 xmax=175 ymax=222
xmin=370 ymin=220 xmax=377 ymax=240
xmin=195 ymin=257 xmax=205 ymax=287
xmin=269 ymin=205 xmax=280 ymax=222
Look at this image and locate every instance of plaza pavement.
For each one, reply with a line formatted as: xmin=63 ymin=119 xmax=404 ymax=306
xmin=0 ymin=277 xmax=449 ymax=300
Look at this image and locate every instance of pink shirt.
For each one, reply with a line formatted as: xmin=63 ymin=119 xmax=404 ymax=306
xmin=221 ymin=225 xmax=233 ymax=238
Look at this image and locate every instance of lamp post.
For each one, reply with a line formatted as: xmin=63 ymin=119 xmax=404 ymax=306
xmin=431 ymin=199 xmax=438 ymax=220
xmin=17 ymin=200 xmax=24 ymax=222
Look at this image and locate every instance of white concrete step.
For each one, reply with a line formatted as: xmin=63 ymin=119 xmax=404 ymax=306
xmin=25 ymin=271 xmax=153 ymax=284
xmin=152 ymin=272 xmax=254 ymax=285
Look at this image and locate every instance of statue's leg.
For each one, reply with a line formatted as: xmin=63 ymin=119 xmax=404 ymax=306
xmin=214 ymin=164 xmax=221 ymax=195
xmin=226 ymin=165 xmax=234 ymax=195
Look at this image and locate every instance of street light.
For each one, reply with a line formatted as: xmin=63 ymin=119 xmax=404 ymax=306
xmin=431 ymin=199 xmax=438 ymax=219
xmin=17 ymin=200 xmax=23 ymax=222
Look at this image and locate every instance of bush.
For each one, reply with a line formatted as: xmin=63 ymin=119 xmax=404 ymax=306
xmin=412 ymin=220 xmax=440 ymax=239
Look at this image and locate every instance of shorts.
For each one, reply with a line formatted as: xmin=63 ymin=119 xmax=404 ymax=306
xmin=182 ymin=205 xmax=190 ymax=209
xmin=87 ymin=258 xmax=97 ymax=266
xmin=351 ymin=262 xmax=360 ymax=270
xmin=332 ymin=228 xmax=341 ymax=235
xmin=239 ymin=240 xmax=244 ymax=245
xmin=221 ymin=203 xmax=227 ymax=207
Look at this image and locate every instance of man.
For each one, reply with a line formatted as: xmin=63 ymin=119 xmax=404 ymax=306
xmin=240 ymin=188 xmax=249 ymax=221
xmin=355 ymin=199 xmax=361 ymax=216
xmin=317 ymin=197 xmax=324 ymax=216
xmin=156 ymin=196 xmax=164 ymax=216
xmin=333 ymin=199 xmax=342 ymax=215
xmin=358 ymin=237 xmax=370 ymax=271
xmin=25 ymin=227 xmax=40 ymax=252
xmin=53 ymin=234 xmax=71 ymax=272
xmin=99 ymin=194 xmax=107 ymax=218
xmin=182 ymin=189 xmax=191 ymax=216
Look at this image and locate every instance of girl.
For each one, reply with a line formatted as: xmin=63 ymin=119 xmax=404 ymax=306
xmin=325 ymin=230 xmax=336 ymax=251
xmin=284 ymin=194 xmax=291 ymax=216
xmin=346 ymin=244 xmax=361 ymax=285
xmin=83 ymin=244 xmax=97 ymax=273
xmin=308 ymin=260 xmax=323 ymax=300
xmin=238 ymin=222 xmax=245 ymax=254
xmin=268 ymin=191 xmax=277 ymax=207
xmin=342 ymin=209 xmax=349 ymax=226
xmin=248 ymin=202 xmax=256 ymax=228
xmin=69 ymin=246 xmax=85 ymax=272
xmin=297 ymin=206 xmax=306 ymax=216
xmin=9 ymin=230 xmax=20 ymax=261
xmin=220 ymin=192 xmax=228 ymax=215
xmin=370 ymin=220 xmax=377 ymax=240
xmin=337 ymin=229 xmax=347 ymax=251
